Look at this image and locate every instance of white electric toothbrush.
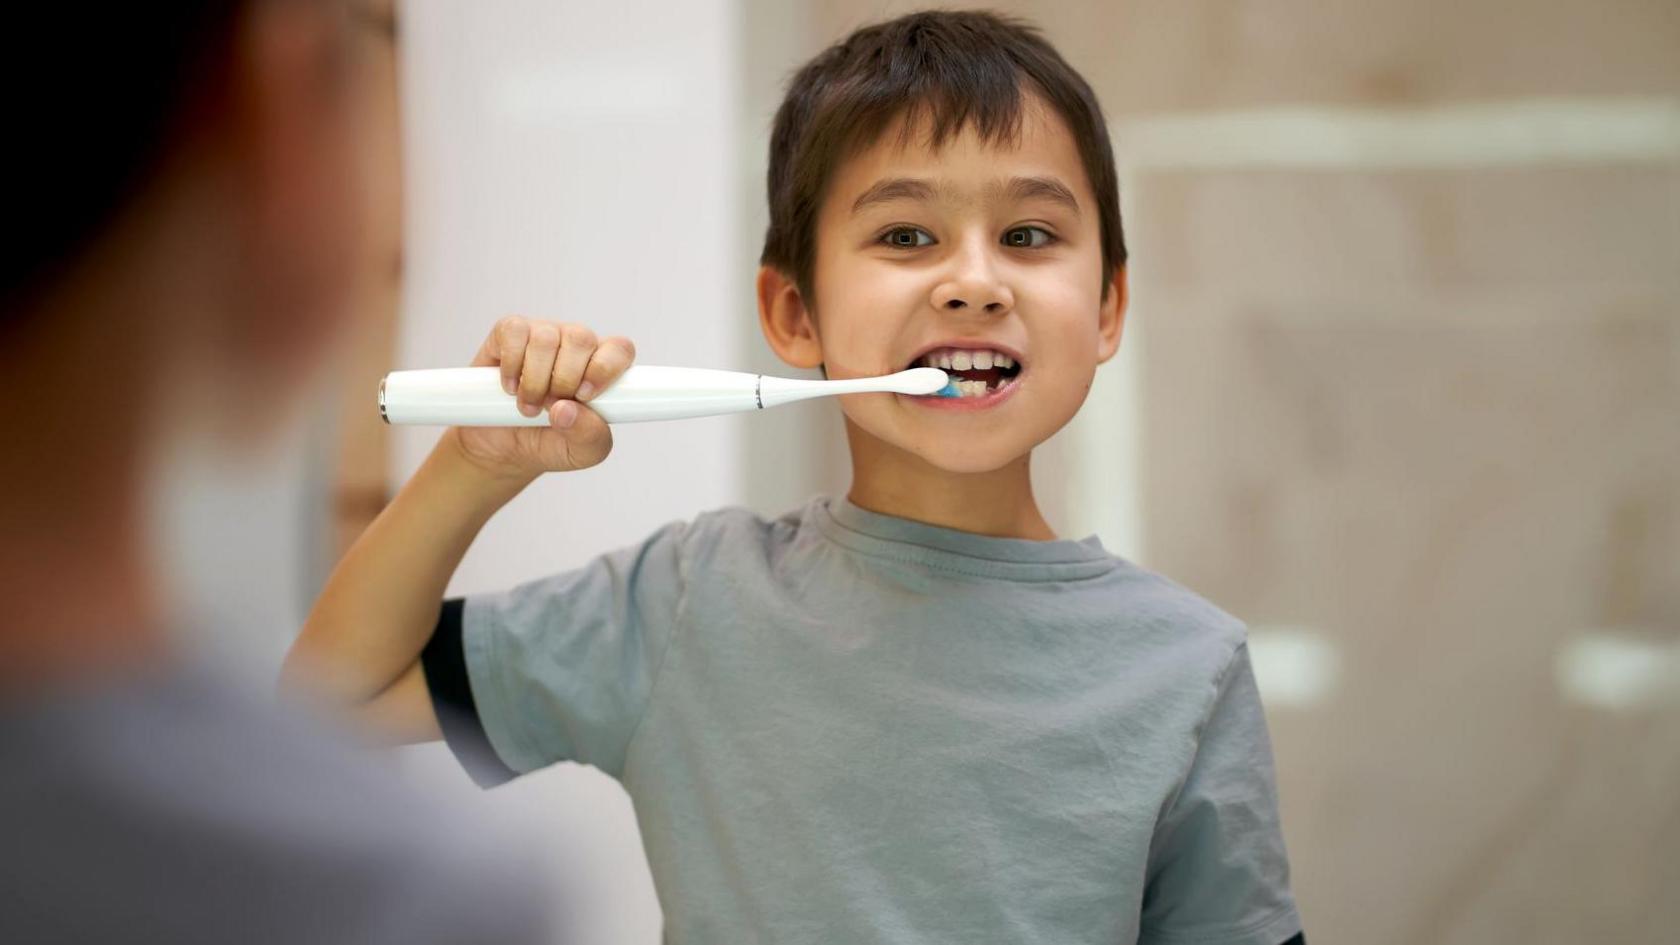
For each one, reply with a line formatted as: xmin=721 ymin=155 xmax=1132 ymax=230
xmin=378 ymin=365 xmax=958 ymax=425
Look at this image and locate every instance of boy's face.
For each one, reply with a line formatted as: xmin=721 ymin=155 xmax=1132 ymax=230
xmin=771 ymin=95 xmax=1124 ymax=475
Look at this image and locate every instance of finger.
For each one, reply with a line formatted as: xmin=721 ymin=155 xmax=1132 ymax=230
xmin=472 ymin=317 xmax=509 ymax=368
xmin=470 ymin=332 xmax=499 ymax=368
xmin=492 ymin=317 xmax=530 ymax=393
xmin=575 ymin=336 xmax=635 ymax=402
xmin=549 ymin=323 xmax=598 ymax=402
xmin=518 ymin=322 xmax=561 ymax=416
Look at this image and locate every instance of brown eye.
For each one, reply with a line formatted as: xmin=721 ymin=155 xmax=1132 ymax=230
xmin=1003 ymin=226 xmax=1053 ymax=248
xmin=882 ymin=227 xmax=934 ymax=248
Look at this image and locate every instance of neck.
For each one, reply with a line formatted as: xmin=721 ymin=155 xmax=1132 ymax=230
xmin=843 ymin=418 xmax=1057 ymax=540
xmin=0 ymin=297 xmax=171 ymax=692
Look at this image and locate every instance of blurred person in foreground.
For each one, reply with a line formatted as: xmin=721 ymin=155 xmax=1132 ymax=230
xmin=0 ymin=2 xmax=550 ymax=942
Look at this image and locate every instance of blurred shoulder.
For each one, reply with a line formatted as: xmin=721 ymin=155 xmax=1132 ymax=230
xmin=0 ymin=663 xmax=549 ymax=944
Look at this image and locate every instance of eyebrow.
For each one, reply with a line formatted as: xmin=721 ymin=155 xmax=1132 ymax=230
xmin=849 ymin=175 xmax=1082 ymax=216
xmin=1004 ymin=176 xmax=1081 ymax=215
xmin=850 ymin=178 xmax=938 ymax=214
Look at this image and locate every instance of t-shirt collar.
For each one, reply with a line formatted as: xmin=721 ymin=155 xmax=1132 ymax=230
xmin=813 ymin=495 xmax=1116 ymax=581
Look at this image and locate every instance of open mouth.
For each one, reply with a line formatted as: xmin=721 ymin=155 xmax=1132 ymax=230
xmin=908 ymin=346 xmax=1024 ymax=399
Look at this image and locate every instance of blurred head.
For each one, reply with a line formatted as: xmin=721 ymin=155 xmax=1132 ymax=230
xmin=0 ymin=0 xmax=391 ymax=443
xmin=757 ymin=10 xmax=1127 ymax=475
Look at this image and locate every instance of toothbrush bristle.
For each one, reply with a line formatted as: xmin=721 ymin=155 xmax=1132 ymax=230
xmin=937 ymin=381 xmax=961 ymax=398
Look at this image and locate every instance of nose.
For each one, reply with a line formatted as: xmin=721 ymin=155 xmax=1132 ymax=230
xmin=930 ymin=240 xmax=1014 ymax=316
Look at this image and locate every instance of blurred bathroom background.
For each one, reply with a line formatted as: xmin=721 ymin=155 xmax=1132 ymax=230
xmin=155 ymin=1 xmax=1679 ymax=942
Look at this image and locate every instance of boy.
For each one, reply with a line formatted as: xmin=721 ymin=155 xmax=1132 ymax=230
xmin=285 ymin=11 xmax=1303 ymax=945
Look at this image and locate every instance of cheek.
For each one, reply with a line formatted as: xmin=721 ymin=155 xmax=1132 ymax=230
xmin=1024 ymin=286 xmax=1106 ymax=406
xmin=242 ymin=122 xmax=370 ymax=380
xmin=820 ymin=318 xmax=898 ymax=379
xmin=813 ymin=255 xmax=926 ymax=375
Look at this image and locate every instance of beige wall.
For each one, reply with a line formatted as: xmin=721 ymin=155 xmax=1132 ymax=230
xmin=751 ymin=1 xmax=1680 ymax=942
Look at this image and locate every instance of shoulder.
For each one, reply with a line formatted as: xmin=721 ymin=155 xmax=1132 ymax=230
xmin=1094 ymin=558 xmax=1251 ymax=678
xmin=1 ymin=666 xmax=548 ymax=944
xmin=687 ymin=501 xmax=801 ymax=536
xmin=679 ymin=500 xmax=809 ymax=559
xmin=1112 ymin=559 xmax=1246 ymax=642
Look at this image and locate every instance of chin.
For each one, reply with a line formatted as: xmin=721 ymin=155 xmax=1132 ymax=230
xmin=844 ymin=402 xmax=1059 ymax=475
xmin=903 ymin=436 xmax=1030 ymax=475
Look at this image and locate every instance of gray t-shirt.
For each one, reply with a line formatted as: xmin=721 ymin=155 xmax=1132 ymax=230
xmin=455 ymin=496 xmax=1300 ymax=945
xmin=1 ymin=662 xmax=551 ymax=945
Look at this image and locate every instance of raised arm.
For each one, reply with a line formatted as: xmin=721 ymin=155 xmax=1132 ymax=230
xmin=280 ymin=317 xmax=635 ymax=743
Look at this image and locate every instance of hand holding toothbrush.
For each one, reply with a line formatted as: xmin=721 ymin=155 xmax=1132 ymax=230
xmin=448 ymin=317 xmax=637 ymax=481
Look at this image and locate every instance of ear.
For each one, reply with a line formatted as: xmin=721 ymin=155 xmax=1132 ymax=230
xmin=1095 ymin=265 xmax=1128 ymax=364
xmin=757 ymin=265 xmax=824 ymax=369
xmin=203 ymin=0 xmax=364 ymax=441
xmin=229 ymin=0 xmax=363 ymax=352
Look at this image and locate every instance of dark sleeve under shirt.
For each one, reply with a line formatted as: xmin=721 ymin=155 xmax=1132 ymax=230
xmin=421 ymin=597 xmax=518 ymax=788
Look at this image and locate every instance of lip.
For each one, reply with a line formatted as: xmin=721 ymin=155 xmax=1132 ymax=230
xmin=902 ymin=373 xmax=1023 ymax=412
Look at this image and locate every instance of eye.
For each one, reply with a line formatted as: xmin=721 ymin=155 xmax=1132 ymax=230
xmin=1002 ymin=226 xmax=1054 ymax=248
xmin=880 ymin=226 xmax=935 ymax=249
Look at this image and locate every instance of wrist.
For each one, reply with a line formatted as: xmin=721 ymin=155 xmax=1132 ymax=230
xmin=433 ymin=429 xmax=538 ymax=503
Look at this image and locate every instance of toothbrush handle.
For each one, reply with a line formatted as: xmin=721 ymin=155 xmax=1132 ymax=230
xmin=379 ymin=366 xmax=764 ymax=426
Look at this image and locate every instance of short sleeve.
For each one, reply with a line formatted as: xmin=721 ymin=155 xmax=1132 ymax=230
xmin=1141 ymin=642 xmax=1302 ymax=945
xmin=457 ymin=520 xmax=687 ymax=781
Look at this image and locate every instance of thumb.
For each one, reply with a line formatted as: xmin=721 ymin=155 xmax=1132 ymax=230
xmin=545 ymin=399 xmax=614 ymax=470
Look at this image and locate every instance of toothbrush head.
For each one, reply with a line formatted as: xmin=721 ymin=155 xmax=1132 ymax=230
xmin=886 ymin=366 xmax=958 ymax=397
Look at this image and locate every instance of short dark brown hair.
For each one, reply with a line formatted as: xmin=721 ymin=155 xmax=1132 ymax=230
xmin=760 ymin=10 xmax=1126 ymax=302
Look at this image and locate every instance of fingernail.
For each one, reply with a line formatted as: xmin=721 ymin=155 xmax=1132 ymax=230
xmin=575 ymin=381 xmax=596 ymax=401
xmin=503 ymin=377 xmax=517 ymax=395
xmin=518 ymin=400 xmax=539 ymax=418
xmin=553 ymin=401 xmax=579 ymax=429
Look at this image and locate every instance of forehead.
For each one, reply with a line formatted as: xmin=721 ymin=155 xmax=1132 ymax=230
xmin=824 ymin=94 xmax=1094 ymax=210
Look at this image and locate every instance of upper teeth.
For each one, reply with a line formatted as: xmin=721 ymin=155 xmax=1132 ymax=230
xmin=917 ymin=347 xmax=1016 ymax=371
